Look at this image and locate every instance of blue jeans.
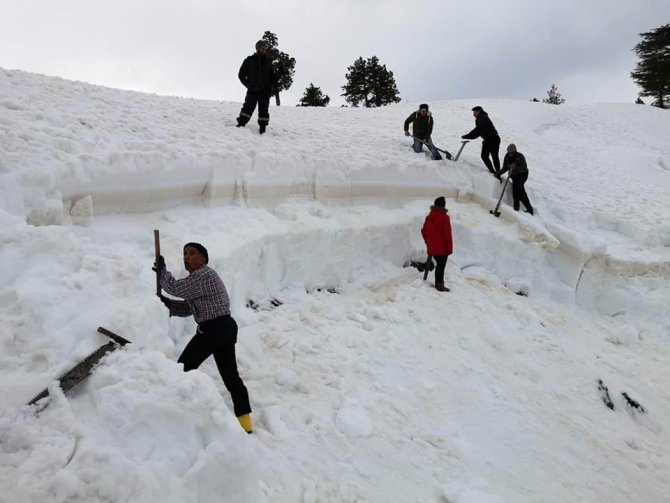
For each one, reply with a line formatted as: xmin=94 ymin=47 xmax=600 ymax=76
xmin=413 ymin=136 xmax=442 ymax=160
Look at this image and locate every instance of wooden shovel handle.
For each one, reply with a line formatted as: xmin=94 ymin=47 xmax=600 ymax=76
xmin=154 ymin=229 xmax=161 ymax=295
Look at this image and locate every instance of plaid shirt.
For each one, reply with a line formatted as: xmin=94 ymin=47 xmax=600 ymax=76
xmin=159 ymin=265 xmax=230 ymax=323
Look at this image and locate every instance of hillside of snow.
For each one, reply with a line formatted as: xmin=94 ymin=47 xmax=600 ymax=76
xmin=1 ymin=68 xmax=669 ymax=502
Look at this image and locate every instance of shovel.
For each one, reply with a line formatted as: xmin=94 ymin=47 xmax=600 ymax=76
xmin=490 ymin=175 xmax=510 ymax=217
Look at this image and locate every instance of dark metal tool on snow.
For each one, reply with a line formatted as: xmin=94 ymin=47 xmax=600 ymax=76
xmin=452 ymin=140 xmax=469 ymax=161
xmin=597 ymin=379 xmax=615 ymax=410
xmin=97 ymin=326 xmax=131 ymax=346
xmin=27 ymin=327 xmax=131 ymax=408
xmin=622 ymin=392 xmax=645 ymax=413
xmin=490 ymin=175 xmax=510 ymax=217
xmin=423 ymin=255 xmax=433 ymax=281
xmin=403 ymin=259 xmax=434 ymax=275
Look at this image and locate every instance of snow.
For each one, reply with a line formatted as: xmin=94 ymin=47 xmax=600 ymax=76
xmin=1 ymin=67 xmax=669 ymax=502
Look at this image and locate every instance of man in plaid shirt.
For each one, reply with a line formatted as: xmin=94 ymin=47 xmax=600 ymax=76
xmin=154 ymin=242 xmax=253 ymax=434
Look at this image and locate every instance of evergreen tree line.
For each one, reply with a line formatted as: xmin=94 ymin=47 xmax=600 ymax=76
xmin=298 ymin=56 xmax=402 ymax=107
xmin=260 ymin=31 xmax=400 ymax=108
xmin=266 ymin=23 xmax=669 ymax=108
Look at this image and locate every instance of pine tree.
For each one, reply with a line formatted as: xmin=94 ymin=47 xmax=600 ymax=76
xmin=341 ymin=57 xmax=368 ymax=107
xmin=631 ymin=24 xmax=670 ymax=109
xmin=262 ymin=31 xmax=296 ymax=106
xmin=298 ymin=83 xmax=330 ymax=107
xmin=635 ymin=96 xmax=645 ymax=104
xmin=341 ymin=56 xmax=401 ymax=107
xmin=543 ymin=84 xmax=565 ymax=105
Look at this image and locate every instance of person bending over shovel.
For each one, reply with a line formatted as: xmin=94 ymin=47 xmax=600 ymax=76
xmin=421 ymin=197 xmax=453 ymax=292
xmin=500 ymin=143 xmax=533 ymax=215
xmin=153 ymin=243 xmax=253 ymax=434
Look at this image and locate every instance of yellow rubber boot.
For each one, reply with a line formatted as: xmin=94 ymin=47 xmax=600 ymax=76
xmin=237 ymin=414 xmax=253 ymax=434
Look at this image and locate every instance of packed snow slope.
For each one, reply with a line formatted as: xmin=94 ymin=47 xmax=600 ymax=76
xmin=1 ymin=68 xmax=669 ymax=502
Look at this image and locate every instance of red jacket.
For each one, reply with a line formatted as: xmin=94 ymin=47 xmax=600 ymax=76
xmin=421 ymin=207 xmax=453 ymax=256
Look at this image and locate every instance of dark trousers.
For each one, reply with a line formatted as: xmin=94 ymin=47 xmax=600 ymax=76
xmin=434 ymin=255 xmax=448 ymax=285
xmin=511 ymin=172 xmax=533 ymax=213
xmin=481 ymin=136 xmax=501 ymax=174
xmin=237 ymin=91 xmax=270 ymax=126
xmin=178 ymin=315 xmax=251 ymax=417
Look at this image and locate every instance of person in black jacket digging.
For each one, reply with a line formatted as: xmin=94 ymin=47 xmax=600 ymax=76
xmin=236 ymin=40 xmax=274 ymax=134
xmin=462 ymin=106 xmax=502 ymax=179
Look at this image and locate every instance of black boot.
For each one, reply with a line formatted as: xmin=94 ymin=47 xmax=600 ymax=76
xmin=259 ymin=124 xmax=266 ymax=134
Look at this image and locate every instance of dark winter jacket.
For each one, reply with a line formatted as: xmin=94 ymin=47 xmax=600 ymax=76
xmin=462 ymin=110 xmax=499 ymax=141
xmin=404 ymin=110 xmax=434 ymax=140
xmin=500 ymin=151 xmax=528 ymax=177
xmin=421 ymin=206 xmax=453 ymax=256
xmin=238 ymin=53 xmax=274 ymax=96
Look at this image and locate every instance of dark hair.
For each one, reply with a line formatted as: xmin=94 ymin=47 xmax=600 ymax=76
xmin=184 ymin=242 xmax=209 ymax=263
xmin=419 ymin=103 xmax=429 ymax=110
xmin=434 ymin=196 xmax=446 ymax=208
xmin=471 ymin=106 xmax=484 ymax=113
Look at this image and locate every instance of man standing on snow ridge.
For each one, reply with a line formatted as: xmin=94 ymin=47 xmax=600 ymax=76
xmin=404 ymin=104 xmax=445 ymax=160
xmin=500 ymin=143 xmax=533 ymax=215
xmin=461 ymin=106 xmax=502 ymax=180
xmin=236 ymin=40 xmax=274 ymax=134
xmin=153 ymin=242 xmax=253 ymax=434
xmin=421 ymin=196 xmax=453 ymax=292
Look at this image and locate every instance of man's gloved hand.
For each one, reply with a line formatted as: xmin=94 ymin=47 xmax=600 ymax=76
xmin=152 ymin=255 xmax=166 ymax=273
xmin=157 ymin=294 xmax=170 ymax=308
xmin=461 ymin=134 xmax=467 ymax=139
xmin=405 ymin=131 xmax=410 ymax=136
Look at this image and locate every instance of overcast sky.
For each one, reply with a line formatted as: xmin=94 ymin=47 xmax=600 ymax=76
xmin=1 ymin=0 xmax=669 ymax=107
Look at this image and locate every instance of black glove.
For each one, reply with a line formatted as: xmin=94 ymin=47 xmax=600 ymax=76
xmin=461 ymin=135 xmax=467 ymax=139
xmin=157 ymin=294 xmax=171 ymax=308
xmin=152 ymin=255 xmax=166 ymax=273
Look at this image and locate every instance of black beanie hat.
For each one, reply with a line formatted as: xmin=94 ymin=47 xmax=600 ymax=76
xmin=184 ymin=242 xmax=209 ymax=263
xmin=434 ymin=196 xmax=446 ymax=208
xmin=472 ymin=105 xmax=484 ymax=113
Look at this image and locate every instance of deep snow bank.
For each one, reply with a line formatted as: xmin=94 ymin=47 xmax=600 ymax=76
xmin=2 ymin=199 xmax=668 ymax=502
xmin=1 ymin=68 xmax=668 ymax=318
xmin=0 ymin=68 xmax=465 ymax=224
xmin=1 ymin=350 xmax=260 ymax=502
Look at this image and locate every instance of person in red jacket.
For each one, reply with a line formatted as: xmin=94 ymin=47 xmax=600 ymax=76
xmin=421 ymin=196 xmax=453 ymax=292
